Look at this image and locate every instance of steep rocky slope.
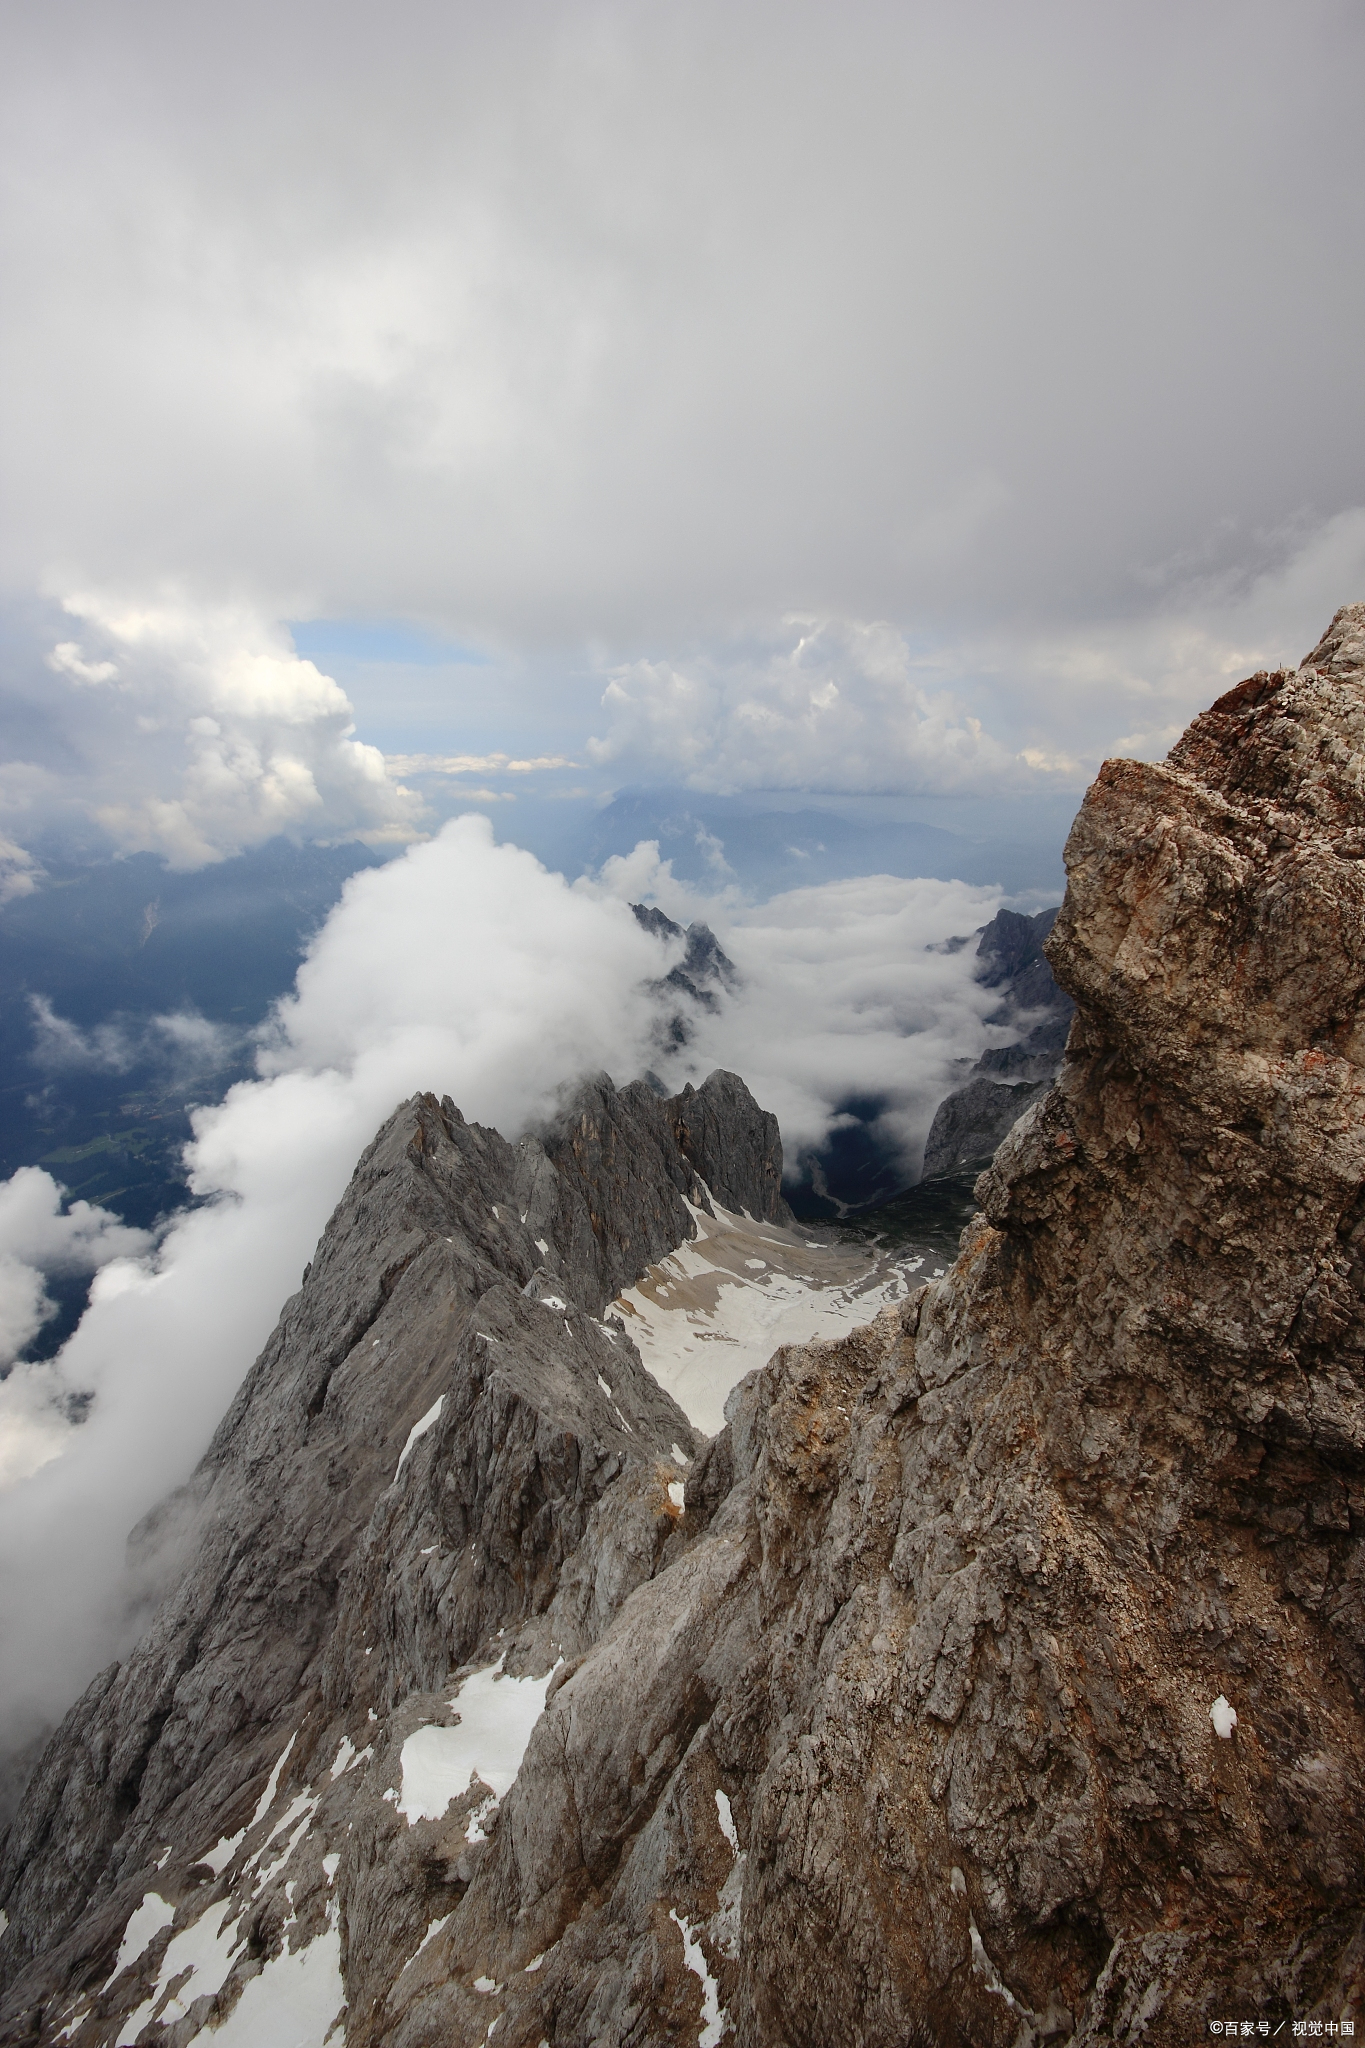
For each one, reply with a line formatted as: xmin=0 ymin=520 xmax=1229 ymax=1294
xmin=5 ymin=605 xmax=1365 ymax=2044
xmin=0 ymin=1069 xmax=786 ymax=2042
xmin=396 ymin=602 xmax=1364 ymax=2045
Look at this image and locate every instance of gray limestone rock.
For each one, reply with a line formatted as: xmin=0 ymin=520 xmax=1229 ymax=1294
xmin=663 ymin=1069 xmax=794 ymax=1227
xmin=0 ymin=1066 xmax=785 ymax=2041
xmin=920 ymin=1071 xmax=1053 ymax=1179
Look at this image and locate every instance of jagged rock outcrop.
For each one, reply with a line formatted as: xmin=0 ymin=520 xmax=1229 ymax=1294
xmin=632 ymin=903 xmax=738 ymax=1051
xmin=7 ymin=606 xmax=1365 ymax=2045
xmin=0 ymin=1068 xmax=784 ymax=2042
xmin=664 ymin=1071 xmax=794 ymax=1228
xmin=922 ymin=905 xmax=1075 ymax=1178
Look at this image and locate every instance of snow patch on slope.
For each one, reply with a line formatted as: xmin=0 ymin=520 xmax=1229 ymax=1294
xmin=395 ymin=1396 xmax=445 ymax=1480
xmin=114 ymin=1899 xmax=243 ymax=2043
xmin=670 ymin=1906 xmax=728 ymax=2046
xmin=613 ymin=1198 xmax=923 ymax=1431
xmin=396 ymin=1656 xmax=558 ymax=1825
xmin=103 ymin=1892 xmax=174 ymax=1989
xmin=251 ymin=1732 xmax=298 ymax=1825
xmin=190 ymin=1925 xmax=345 ymax=2047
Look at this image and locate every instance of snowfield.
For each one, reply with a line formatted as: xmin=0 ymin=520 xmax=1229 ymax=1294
xmin=610 ymin=1194 xmax=925 ymax=1431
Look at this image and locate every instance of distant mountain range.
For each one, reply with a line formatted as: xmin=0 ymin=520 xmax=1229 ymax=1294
xmin=0 ymin=807 xmax=1066 ymax=1360
xmin=572 ymin=786 xmax=1068 ymax=896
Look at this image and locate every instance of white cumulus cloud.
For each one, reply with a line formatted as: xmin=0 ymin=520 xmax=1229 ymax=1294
xmin=587 ymin=617 xmax=1024 ymax=795
xmin=13 ymin=593 xmax=423 ymax=867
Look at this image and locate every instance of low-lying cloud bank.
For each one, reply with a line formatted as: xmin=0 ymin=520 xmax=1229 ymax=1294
xmin=0 ymin=814 xmax=1005 ymax=1760
xmin=589 ymin=837 xmax=1006 ymax=1176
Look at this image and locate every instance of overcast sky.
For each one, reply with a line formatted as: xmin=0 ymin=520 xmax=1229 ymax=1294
xmin=1 ymin=0 xmax=1363 ymax=873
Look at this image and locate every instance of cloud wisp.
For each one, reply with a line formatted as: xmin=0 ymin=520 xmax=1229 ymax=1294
xmin=26 ymin=995 xmax=248 ymax=1091
xmin=382 ymin=753 xmax=577 ymax=777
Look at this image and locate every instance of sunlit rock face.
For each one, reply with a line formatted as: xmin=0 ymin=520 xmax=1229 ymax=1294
xmin=5 ymin=608 xmax=1365 ymax=2045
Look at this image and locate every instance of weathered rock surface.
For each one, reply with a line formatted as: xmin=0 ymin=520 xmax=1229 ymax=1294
xmin=921 ymin=906 xmax=1075 ymax=1178
xmin=7 ymin=606 xmax=1365 ymax=2045
xmin=0 ymin=1068 xmax=783 ymax=2042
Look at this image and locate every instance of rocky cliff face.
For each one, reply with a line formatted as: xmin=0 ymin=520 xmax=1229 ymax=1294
xmin=921 ymin=906 xmax=1075 ymax=1179
xmin=5 ymin=606 xmax=1365 ymax=2046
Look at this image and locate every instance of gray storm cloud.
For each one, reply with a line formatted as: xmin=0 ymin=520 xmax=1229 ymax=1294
xmin=0 ymin=0 xmax=1359 ymax=784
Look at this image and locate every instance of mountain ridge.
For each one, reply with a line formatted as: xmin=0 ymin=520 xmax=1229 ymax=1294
xmin=0 ymin=1066 xmax=786 ymax=2037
